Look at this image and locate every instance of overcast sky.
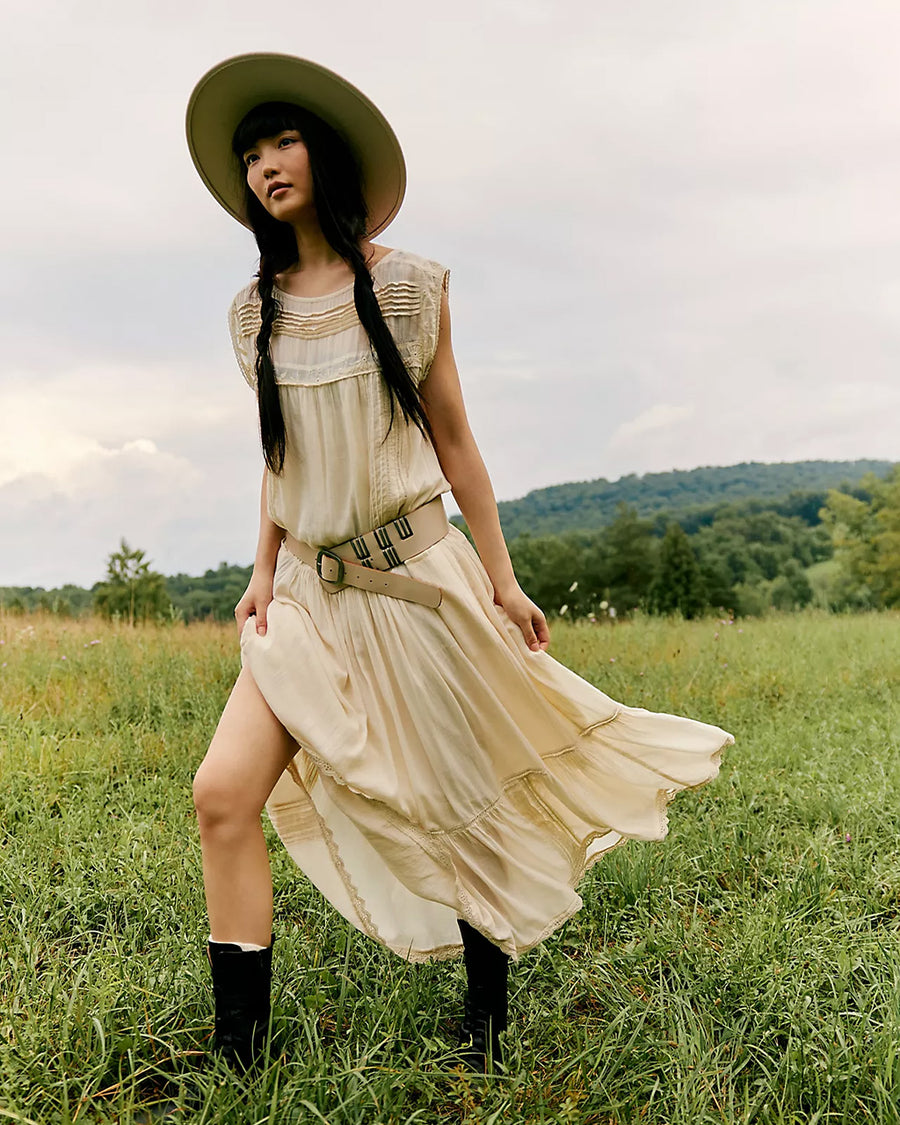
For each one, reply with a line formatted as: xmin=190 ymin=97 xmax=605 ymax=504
xmin=2 ymin=0 xmax=898 ymax=587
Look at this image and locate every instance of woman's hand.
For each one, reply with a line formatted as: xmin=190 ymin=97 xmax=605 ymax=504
xmin=235 ymin=569 xmax=275 ymax=637
xmin=492 ymin=582 xmax=551 ymax=653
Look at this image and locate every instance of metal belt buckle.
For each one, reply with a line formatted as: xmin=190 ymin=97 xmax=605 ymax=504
xmin=316 ymin=548 xmax=345 ymax=584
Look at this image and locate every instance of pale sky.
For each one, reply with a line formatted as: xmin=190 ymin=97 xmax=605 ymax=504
xmin=2 ymin=0 xmax=899 ymax=586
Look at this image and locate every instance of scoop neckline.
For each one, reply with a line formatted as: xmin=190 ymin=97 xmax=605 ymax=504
xmin=273 ymin=249 xmax=398 ymax=302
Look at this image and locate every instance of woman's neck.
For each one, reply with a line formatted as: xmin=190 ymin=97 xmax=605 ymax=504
xmin=289 ymin=218 xmax=344 ymax=271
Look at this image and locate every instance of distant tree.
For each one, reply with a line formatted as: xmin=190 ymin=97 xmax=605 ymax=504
xmin=649 ymin=523 xmax=706 ymax=618
xmin=696 ymin=553 xmax=735 ymax=611
xmin=93 ymin=539 xmax=172 ymax=624
xmin=822 ymin=466 xmax=900 ymax=607
xmin=39 ymin=593 xmax=73 ymax=616
xmin=508 ymin=532 xmax=586 ymax=616
xmin=731 ymin=581 xmax=770 ymax=617
xmin=770 ymin=560 xmax=813 ymax=611
xmin=603 ymin=504 xmax=656 ymax=612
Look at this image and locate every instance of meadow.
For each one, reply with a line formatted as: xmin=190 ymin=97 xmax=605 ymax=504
xmin=1 ymin=610 xmax=900 ymax=1124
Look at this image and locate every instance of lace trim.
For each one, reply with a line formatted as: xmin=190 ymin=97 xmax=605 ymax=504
xmin=272 ymin=345 xmax=427 ymax=389
xmin=260 ymin=342 xmax=426 ymax=389
xmin=234 ymin=281 xmax=423 ymax=342
xmin=274 ymin=711 xmax=732 ymax=963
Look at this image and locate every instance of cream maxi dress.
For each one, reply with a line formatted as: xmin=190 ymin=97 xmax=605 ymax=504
xmin=229 ymin=248 xmax=733 ymax=962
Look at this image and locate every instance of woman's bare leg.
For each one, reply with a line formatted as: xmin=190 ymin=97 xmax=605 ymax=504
xmin=193 ymin=666 xmax=298 ymax=946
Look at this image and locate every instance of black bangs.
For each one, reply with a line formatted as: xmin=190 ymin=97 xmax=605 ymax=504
xmin=231 ymin=101 xmax=309 ymax=159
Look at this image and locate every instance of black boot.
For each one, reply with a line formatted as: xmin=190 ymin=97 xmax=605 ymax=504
xmin=457 ymin=919 xmax=510 ymax=1071
xmin=206 ymin=937 xmax=274 ymax=1070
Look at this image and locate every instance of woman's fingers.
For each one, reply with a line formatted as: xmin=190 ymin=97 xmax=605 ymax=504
xmin=234 ymin=602 xmax=250 ymax=636
xmin=533 ymin=610 xmax=551 ymax=650
xmin=521 ymin=616 xmax=539 ymax=650
xmin=519 ymin=607 xmax=550 ymax=653
xmin=512 ymin=605 xmax=548 ymax=652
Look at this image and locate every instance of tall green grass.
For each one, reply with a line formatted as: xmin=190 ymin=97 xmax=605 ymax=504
xmin=1 ymin=610 xmax=899 ymax=1123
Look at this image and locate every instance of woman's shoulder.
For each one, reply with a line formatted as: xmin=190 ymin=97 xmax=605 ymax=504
xmin=227 ymin=279 xmax=261 ymax=346
xmin=229 ymin=278 xmax=260 ymax=311
xmin=376 ymin=247 xmax=448 ymax=289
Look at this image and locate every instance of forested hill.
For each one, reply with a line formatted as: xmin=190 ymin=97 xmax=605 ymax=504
xmin=3 ymin=458 xmax=895 ymax=623
xmin=471 ymin=460 xmax=893 ymax=539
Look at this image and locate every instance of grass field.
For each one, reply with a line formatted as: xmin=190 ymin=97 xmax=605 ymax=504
xmin=2 ymin=610 xmax=900 ymax=1124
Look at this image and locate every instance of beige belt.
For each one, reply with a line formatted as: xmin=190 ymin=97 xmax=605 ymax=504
xmin=283 ymin=495 xmax=449 ymax=609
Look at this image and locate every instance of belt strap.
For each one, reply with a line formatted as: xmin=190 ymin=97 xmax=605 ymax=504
xmin=283 ymin=496 xmax=448 ymax=609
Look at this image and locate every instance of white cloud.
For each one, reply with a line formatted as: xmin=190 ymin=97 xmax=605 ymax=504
xmin=609 ymin=404 xmax=695 ymax=447
xmin=0 ymin=363 xmax=249 ymax=484
xmin=2 ymin=0 xmax=900 ymax=584
xmin=0 ymin=361 xmax=260 ymax=586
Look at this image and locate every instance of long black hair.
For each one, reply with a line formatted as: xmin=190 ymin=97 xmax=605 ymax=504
xmin=231 ymin=102 xmax=433 ymax=475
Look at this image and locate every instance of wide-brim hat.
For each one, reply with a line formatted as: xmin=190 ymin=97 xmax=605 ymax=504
xmin=186 ymin=52 xmax=406 ymax=237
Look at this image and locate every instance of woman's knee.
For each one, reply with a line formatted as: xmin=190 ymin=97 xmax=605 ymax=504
xmin=193 ymin=758 xmax=262 ymax=834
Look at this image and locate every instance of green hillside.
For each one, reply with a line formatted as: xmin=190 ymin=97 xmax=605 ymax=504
xmin=2 ymin=459 xmax=893 ymax=622
xmin=462 ymin=459 xmax=892 ymax=539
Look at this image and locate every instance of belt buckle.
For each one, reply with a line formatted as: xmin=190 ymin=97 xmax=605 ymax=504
xmin=316 ymin=548 xmax=345 ymax=585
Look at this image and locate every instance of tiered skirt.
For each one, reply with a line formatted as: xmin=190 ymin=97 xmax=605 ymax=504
xmin=241 ymin=525 xmax=732 ymax=961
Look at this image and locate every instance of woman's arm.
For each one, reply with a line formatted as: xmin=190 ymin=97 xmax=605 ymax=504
xmin=235 ymin=468 xmax=283 ymax=637
xmin=420 ymin=290 xmax=550 ymax=652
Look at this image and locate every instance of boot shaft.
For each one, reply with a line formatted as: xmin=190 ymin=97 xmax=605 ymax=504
xmin=457 ymin=920 xmax=509 ymax=1030
xmin=206 ymin=938 xmax=274 ymax=1069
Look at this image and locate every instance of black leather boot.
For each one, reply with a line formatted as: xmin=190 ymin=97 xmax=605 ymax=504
xmin=206 ymin=937 xmax=274 ymax=1069
xmin=457 ymin=919 xmax=510 ymax=1071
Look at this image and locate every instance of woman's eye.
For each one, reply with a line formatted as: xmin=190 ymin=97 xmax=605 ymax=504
xmin=278 ymin=136 xmax=296 ymax=147
xmin=244 ymin=153 xmax=258 ymax=168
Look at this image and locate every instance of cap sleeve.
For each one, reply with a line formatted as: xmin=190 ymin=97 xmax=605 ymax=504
xmin=228 ymin=286 xmax=259 ymax=392
xmin=420 ymin=260 xmax=450 ymax=382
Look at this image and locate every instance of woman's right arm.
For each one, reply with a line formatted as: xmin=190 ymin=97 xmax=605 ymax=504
xmin=234 ymin=468 xmax=283 ymax=636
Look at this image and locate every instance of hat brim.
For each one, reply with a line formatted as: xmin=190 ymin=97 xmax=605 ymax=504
xmin=186 ymin=53 xmax=406 ymax=238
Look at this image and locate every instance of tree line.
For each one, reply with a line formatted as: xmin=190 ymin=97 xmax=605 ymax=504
xmin=508 ymin=501 xmax=826 ymax=620
xmin=2 ymin=465 xmax=897 ymax=623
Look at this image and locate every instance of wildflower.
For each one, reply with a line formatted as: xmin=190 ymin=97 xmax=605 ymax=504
xmin=609 ymin=657 xmax=616 ymax=663
xmin=599 ymin=600 xmax=608 ymax=610
xmin=90 ymin=639 xmax=101 ymax=645
xmin=714 ymin=632 xmax=719 ymax=640
xmin=722 ymin=663 xmax=728 ymax=668
xmin=738 ymin=629 xmax=743 ymax=634
xmin=559 ymin=604 xmax=568 ymax=615
xmin=568 ymin=581 xmax=578 ymax=593
xmin=608 ymin=607 xmax=617 ymax=619
xmin=844 ymin=833 xmax=851 ymax=843
xmin=61 ymin=656 xmax=67 ymax=661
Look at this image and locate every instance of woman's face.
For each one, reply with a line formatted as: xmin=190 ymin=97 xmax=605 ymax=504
xmin=242 ymin=129 xmax=314 ymax=222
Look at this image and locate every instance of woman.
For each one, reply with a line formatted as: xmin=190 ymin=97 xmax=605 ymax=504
xmin=185 ymin=52 xmax=732 ymax=1073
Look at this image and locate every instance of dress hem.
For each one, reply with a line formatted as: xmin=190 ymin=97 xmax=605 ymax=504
xmin=271 ymin=713 xmax=733 ymax=963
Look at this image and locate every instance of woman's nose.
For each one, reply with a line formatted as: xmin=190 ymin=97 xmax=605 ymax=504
xmin=258 ymin=148 xmax=281 ymax=177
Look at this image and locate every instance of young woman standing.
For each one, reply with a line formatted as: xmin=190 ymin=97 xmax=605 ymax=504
xmin=185 ymin=52 xmax=732 ymax=1072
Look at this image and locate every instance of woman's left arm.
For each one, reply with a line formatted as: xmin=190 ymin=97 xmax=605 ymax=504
xmin=420 ymin=290 xmax=550 ymax=653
